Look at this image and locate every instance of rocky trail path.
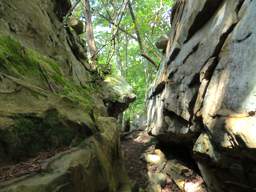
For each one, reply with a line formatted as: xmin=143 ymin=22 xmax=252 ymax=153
xmin=121 ymin=130 xmax=207 ymax=192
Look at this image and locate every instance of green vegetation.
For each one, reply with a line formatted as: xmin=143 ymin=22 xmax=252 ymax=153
xmin=0 ymin=36 xmax=97 ymax=109
xmin=0 ymin=36 xmax=97 ymax=162
xmin=71 ymin=0 xmax=174 ymax=119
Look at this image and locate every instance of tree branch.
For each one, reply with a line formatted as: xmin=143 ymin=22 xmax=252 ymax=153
xmin=128 ymin=0 xmax=158 ymax=69
xmin=97 ymin=13 xmax=138 ymax=40
xmin=127 ymin=0 xmax=143 ymax=51
xmin=141 ymin=53 xmax=158 ymax=68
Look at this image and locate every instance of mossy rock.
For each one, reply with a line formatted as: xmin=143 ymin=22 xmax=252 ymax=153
xmin=0 ymin=36 xmax=102 ymax=162
xmin=0 ymin=36 xmax=97 ymax=108
xmin=0 ymin=117 xmax=131 ymax=192
xmin=0 ymin=109 xmax=94 ymax=162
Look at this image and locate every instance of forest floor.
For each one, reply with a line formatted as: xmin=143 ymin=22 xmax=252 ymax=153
xmin=121 ymin=130 xmax=207 ymax=192
xmin=121 ymin=130 xmax=180 ymax=192
xmin=121 ymin=130 xmax=153 ymax=189
xmin=0 ymin=128 xmax=206 ymax=192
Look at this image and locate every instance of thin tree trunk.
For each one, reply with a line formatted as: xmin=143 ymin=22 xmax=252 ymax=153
xmin=127 ymin=0 xmax=158 ymax=69
xmin=125 ymin=27 xmax=129 ymax=76
xmin=127 ymin=0 xmax=143 ymax=51
xmin=97 ymin=11 xmax=162 ymax=61
xmin=84 ymin=0 xmax=97 ymax=69
xmin=115 ymin=34 xmax=123 ymax=76
xmin=111 ymin=0 xmax=129 ymax=38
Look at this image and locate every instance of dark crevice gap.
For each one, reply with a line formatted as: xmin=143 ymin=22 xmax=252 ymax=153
xmin=170 ymin=0 xmax=186 ymax=43
xmin=184 ymin=0 xmax=224 ymax=43
xmin=193 ymin=115 xmax=214 ymax=143
xmin=168 ymin=68 xmax=178 ymax=79
xmin=188 ymin=73 xmax=200 ymax=88
xmin=104 ymin=101 xmax=130 ymax=118
xmin=167 ymin=48 xmax=180 ymax=65
xmin=212 ymin=23 xmax=237 ymax=57
xmin=53 ymin=0 xmax=71 ymax=21
xmin=171 ymin=0 xmax=185 ymax=25
xmin=187 ymin=23 xmax=238 ymax=126
xmin=188 ymin=88 xmax=200 ymax=123
xmin=148 ymin=81 xmax=166 ymax=99
xmin=66 ymin=28 xmax=88 ymax=68
xmin=170 ymin=1 xmax=178 ymax=25
xmin=200 ymin=22 xmax=237 ymax=85
xmin=193 ymin=57 xmax=217 ymax=118
xmin=235 ymin=0 xmax=245 ymax=13
xmin=183 ymin=43 xmax=200 ymax=65
xmin=201 ymin=57 xmax=218 ymax=80
xmin=197 ymin=22 xmax=238 ymax=97
xmin=187 ymin=73 xmax=200 ymax=123
xmin=156 ymin=140 xmax=201 ymax=176
xmin=163 ymin=108 xmax=189 ymax=126
xmin=235 ymin=32 xmax=252 ymax=43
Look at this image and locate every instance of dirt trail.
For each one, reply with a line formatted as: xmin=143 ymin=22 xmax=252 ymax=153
xmin=121 ymin=130 xmax=151 ymax=189
xmin=121 ymin=130 xmax=207 ymax=192
xmin=121 ymin=131 xmax=180 ymax=191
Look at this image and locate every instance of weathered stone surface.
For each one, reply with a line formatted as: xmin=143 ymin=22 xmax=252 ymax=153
xmin=143 ymin=148 xmax=206 ymax=192
xmin=155 ymin=35 xmax=169 ymax=50
xmin=0 ymin=0 xmax=132 ymax=191
xmin=0 ymin=117 xmax=130 ymax=192
xmin=147 ymin=0 xmax=256 ymax=191
xmin=68 ymin=17 xmax=84 ymax=35
xmin=102 ymin=75 xmax=136 ymax=118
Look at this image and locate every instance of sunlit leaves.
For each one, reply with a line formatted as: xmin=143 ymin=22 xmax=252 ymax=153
xmin=72 ymin=0 xmax=174 ymax=119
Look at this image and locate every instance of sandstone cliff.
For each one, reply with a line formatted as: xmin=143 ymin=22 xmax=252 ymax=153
xmin=147 ymin=0 xmax=256 ymax=191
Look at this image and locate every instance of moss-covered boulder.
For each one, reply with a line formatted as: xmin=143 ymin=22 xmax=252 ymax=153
xmin=102 ymin=75 xmax=136 ymax=118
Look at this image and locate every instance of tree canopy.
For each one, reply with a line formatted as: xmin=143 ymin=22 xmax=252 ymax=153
xmin=70 ymin=0 xmax=174 ymax=120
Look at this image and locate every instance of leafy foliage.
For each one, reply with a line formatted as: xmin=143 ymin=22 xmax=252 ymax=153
xmin=72 ymin=0 xmax=174 ymax=119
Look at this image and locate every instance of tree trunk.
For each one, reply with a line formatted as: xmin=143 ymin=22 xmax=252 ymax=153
xmin=127 ymin=0 xmax=158 ymax=69
xmin=83 ymin=0 xmax=97 ymax=69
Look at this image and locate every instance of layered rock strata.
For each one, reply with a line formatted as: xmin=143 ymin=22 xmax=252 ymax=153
xmin=147 ymin=0 xmax=256 ymax=191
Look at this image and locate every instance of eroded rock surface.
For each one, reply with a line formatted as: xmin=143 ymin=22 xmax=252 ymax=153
xmin=0 ymin=0 xmax=132 ymax=191
xmin=147 ymin=0 xmax=256 ymax=191
xmin=102 ymin=75 xmax=136 ymax=118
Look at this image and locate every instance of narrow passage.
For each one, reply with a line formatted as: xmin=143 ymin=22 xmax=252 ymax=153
xmin=121 ymin=128 xmax=207 ymax=192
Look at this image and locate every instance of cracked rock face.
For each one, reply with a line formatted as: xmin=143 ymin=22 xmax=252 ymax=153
xmin=0 ymin=0 xmax=132 ymax=191
xmin=147 ymin=0 xmax=256 ymax=191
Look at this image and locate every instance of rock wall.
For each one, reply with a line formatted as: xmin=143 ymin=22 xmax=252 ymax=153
xmin=0 ymin=0 xmax=133 ymax=191
xmin=147 ymin=0 xmax=256 ymax=191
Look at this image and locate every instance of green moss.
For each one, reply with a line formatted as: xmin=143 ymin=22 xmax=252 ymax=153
xmin=103 ymin=74 xmax=135 ymax=103
xmin=0 ymin=35 xmax=97 ymax=109
xmin=0 ymin=36 xmax=101 ymax=161
xmin=0 ymin=38 xmax=34 ymax=76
